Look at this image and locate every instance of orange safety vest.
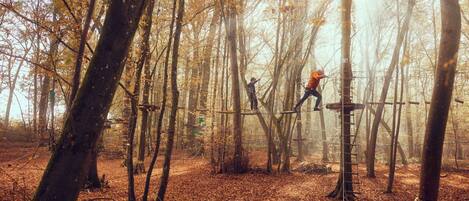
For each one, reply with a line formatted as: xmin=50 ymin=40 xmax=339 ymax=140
xmin=306 ymin=71 xmax=324 ymax=90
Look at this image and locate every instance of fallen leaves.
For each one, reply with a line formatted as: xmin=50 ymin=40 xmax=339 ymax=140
xmin=0 ymin=144 xmax=468 ymax=201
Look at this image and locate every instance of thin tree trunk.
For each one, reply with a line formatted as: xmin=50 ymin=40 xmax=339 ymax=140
xmin=223 ymin=0 xmax=245 ymax=173
xmin=48 ymin=79 xmax=56 ymax=149
xmin=318 ymin=86 xmax=329 ymax=162
xmin=210 ymin=14 xmax=222 ymax=170
xmin=38 ymin=13 xmax=59 ymax=143
xmin=142 ymin=0 xmax=176 ymax=199
xmin=32 ymin=1 xmax=146 ymax=200
xmin=124 ymin=6 xmax=151 ymax=198
xmin=368 ymin=106 xmax=408 ymax=165
xmin=419 ymin=0 xmax=461 ymax=200
xmin=69 ymin=0 xmax=96 ymax=105
xmin=198 ymin=5 xmax=220 ymax=112
xmin=156 ymin=0 xmax=184 ymax=199
xmin=366 ymin=0 xmax=415 ymax=177
xmin=404 ymin=56 xmax=414 ymax=158
xmin=185 ymin=29 xmax=202 ymax=152
xmin=33 ymin=2 xmax=40 ymax=137
xmin=387 ymin=27 xmax=408 ymax=193
xmin=135 ymin=0 xmax=155 ymax=175
xmin=296 ymin=79 xmax=304 ymax=161
xmin=4 ymin=48 xmax=30 ymax=127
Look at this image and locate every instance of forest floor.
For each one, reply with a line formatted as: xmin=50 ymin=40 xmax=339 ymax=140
xmin=1 ymin=142 xmax=469 ymax=201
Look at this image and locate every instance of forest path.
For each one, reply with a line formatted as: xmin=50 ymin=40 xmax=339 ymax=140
xmin=0 ymin=143 xmax=468 ymax=201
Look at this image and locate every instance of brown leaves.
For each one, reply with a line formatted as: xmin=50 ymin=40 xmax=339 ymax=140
xmin=1 ymin=145 xmax=469 ymax=201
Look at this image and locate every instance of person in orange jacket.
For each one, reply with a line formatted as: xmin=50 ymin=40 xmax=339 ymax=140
xmin=294 ymin=69 xmax=327 ymax=112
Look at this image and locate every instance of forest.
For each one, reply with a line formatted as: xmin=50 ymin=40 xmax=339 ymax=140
xmin=0 ymin=0 xmax=468 ymax=200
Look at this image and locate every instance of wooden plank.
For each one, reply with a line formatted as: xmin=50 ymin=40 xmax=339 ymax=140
xmin=279 ymin=111 xmax=298 ymax=114
xmin=366 ymin=101 xmax=419 ymax=105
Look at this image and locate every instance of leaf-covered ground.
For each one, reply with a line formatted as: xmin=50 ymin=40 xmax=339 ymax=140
xmin=1 ymin=143 xmax=468 ymax=201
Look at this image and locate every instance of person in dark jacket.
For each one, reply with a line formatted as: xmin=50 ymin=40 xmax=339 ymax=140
xmin=247 ymin=77 xmax=260 ymax=110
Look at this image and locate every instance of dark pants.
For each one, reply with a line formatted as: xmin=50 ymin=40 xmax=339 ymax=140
xmin=294 ymin=89 xmax=322 ymax=110
xmin=249 ymin=93 xmax=258 ymax=110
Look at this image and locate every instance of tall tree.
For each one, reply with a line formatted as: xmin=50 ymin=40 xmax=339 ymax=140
xmin=4 ymin=47 xmax=31 ymax=128
xmin=327 ymin=0 xmax=355 ymax=199
xmin=156 ymin=0 xmax=184 ymax=199
xmin=418 ymin=0 xmax=461 ymax=200
xmin=386 ymin=28 xmax=408 ymax=193
xmin=143 ymin=0 xmax=176 ymax=199
xmin=404 ymin=55 xmax=414 ymax=159
xmin=366 ymin=0 xmax=415 ymax=177
xmin=38 ymin=9 xmax=59 ymax=143
xmin=198 ymin=4 xmax=220 ymax=112
xmin=32 ymin=0 xmax=147 ymax=200
xmin=135 ymin=0 xmax=155 ymax=174
xmin=223 ymin=0 xmax=245 ymax=173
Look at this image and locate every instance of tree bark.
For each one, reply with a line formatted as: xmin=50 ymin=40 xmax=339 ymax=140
xmin=419 ymin=0 xmax=461 ymax=200
xmin=32 ymin=1 xmax=146 ymax=200
xmin=142 ymin=0 xmax=175 ymax=200
xmin=404 ymin=57 xmax=414 ymax=158
xmin=318 ymin=86 xmax=329 ymax=162
xmin=328 ymin=0 xmax=354 ymax=199
xmin=85 ymin=146 xmax=101 ymax=189
xmin=198 ymin=5 xmax=220 ymax=112
xmin=4 ymin=48 xmax=30 ymax=128
xmin=135 ymin=0 xmax=155 ymax=175
xmin=185 ymin=23 xmax=202 ymax=152
xmin=69 ymin=0 xmax=96 ymax=105
xmin=223 ymin=0 xmax=245 ymax=173
xmin=38 ymin=9 xmax=60 ymax=143
xmin=387 ymin=27 xmax=408 ymax=193
xmin=156 ymin=0 xmax=184 ymax=199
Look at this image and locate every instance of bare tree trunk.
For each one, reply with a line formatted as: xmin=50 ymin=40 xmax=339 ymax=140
xmin=32 ymin=1 xmax=146 ymax=200
xmin=124 ymin=7 xmax=151 ymax=198
xmin=38 ymin=12 xmax=59 ymax=143
xmin=185 ymin=26 xmax=202 ymax=153
xmin=296 ymin=79 xmax=304 ymax=161
xmin=85 ymin=146 xmax=101 ymax=189
xmin=404 ymin=57 xmax=414 ymax=159
xmin=328 ymin=0 xmax=354 ymax=199
xmin=210 ymin=14 xmax=222 ymax=170
xmin=387 ymin=34 xmax=407 ymax=192
xmin=198 ymin=5 xmax=220 ymax=112
xmin=419 ymin=0 xmax=461 ymax=200
xmin=4 ymin=48 xmax=30 ymax=128
xmin=135 ymin=0 xmax=155 ymax=175
xmin=366 ymin=0 xmax=415 ymax=177
xmin=177 ymin=57 xmax=190 ymax=149
xmin=156 ymin=0 xmax=184 ymax=199
xmin=222 ymin=0 xmax=245 ymax=173
xmin=69 ymin=0 xmax=96 ymax=104
xmin=33 ymin=1 xmax=41 ymax=137
xmin=318 ymin=86 xmax=329 ymax=162
xmin=72 ymin=0 xmax=100 ymax=187
xmin=142 ymin=0 xmax=175 ymax=200
xmin=368 ymin=106 xmax=408 ymax=165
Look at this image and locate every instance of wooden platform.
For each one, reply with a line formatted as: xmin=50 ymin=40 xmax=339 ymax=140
xmin=279 ymin=111 xmax=298 ymax=114
xmin=366 ymin=101 xmax=419 ymax=105
xmin=326 ymin=102 xmax=365 ymax=111
xmin=216 ymin=110 xmax=260 ymax=115
xmin=455 ymin=98 xmax=464 ymax=104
